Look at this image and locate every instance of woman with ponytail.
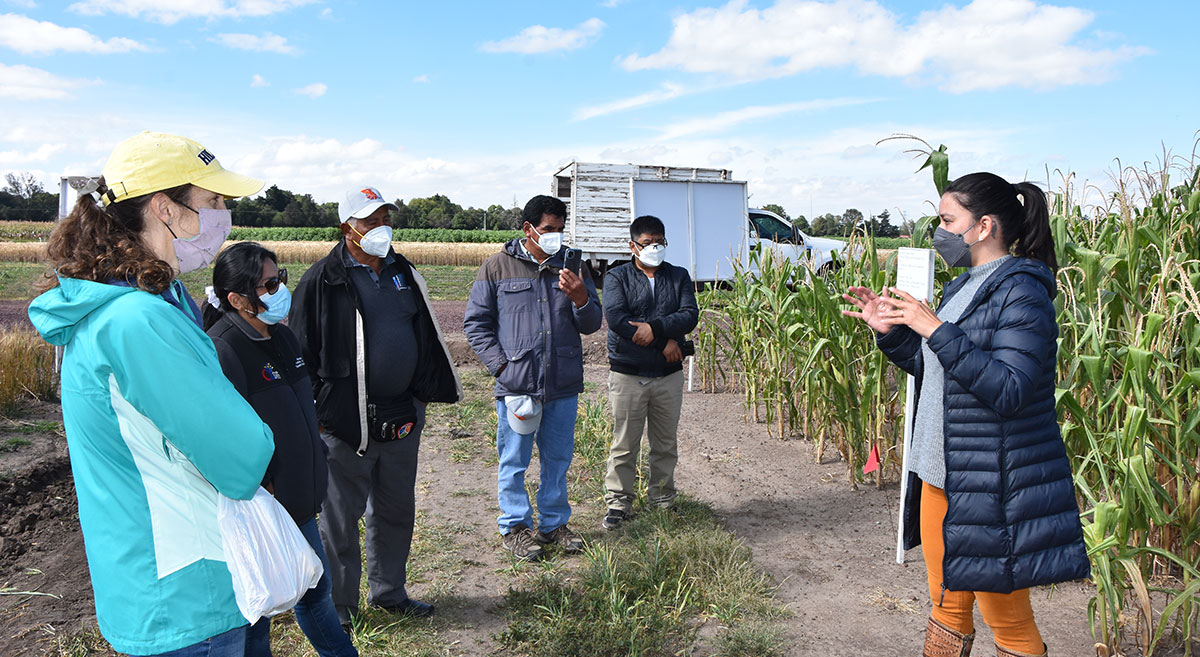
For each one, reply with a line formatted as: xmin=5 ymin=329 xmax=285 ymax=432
xmin=28 ymin=132 xmax=274 ymax=657
xmin=204 ymin=243 xmax=357 ymax=657
xmin=843 ymin=172 xmax=1088 ymax=656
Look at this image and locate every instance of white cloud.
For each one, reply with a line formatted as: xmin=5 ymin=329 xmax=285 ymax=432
xmin=213 ymin=32 xmax=298 ymax=55
xmin=250 ymin=73 xmax=269 ymax=87
xmin=5 ymin=0 xmax=37 ymax=8
xmin=293 ymin=82 xmax=326 ymax=97
xmin=68 ymin=0 xmax=315 ymax=25
xmin=0 ymin=62 xmax=97 ymax=100
xmin=0 ymin=142 xmax=66 ymax=165
xmin=655 ymin=98 xmax=880 ymax=140
xmin=481 ymin=17 xmax=604 ymax=54
xmin=0 ymin=12 xmax=146 ymax=54
xmin=573 ymin=82 xmax=687 ymax=121
xmin=600 ymin=0 xmax=627 ymax=7
xmin=621 ymin=0 xmax=1148 ymax=92
xmin=413 ymin=74 xmax=429 ymax=83
xmin=319 ymin=7 xmax=330 ymax=18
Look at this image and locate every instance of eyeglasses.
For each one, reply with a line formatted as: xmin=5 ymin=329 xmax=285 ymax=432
xmin=258 ymin=268 xmax=288 ymax=295
xmin=633 ymin=239 xmax=667 ymax=248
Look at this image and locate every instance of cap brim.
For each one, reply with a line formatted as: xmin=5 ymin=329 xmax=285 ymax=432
xmin=191 ymin=167 xmax=265 ymax=200
xmin=349 ymin=200 xmax=400 ymax=220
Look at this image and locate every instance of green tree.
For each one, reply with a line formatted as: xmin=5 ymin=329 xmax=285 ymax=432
xmin=792 ymin=214 xmax=810 ymax=233
xmin=759 ymin=203 xmax=789 ymax=220
xmin=808 ymin=213 xmax=839 ymax=236
xmin=1 ymin=172 xmax=58 ymax=221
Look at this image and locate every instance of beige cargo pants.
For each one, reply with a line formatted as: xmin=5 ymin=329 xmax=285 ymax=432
xmin=603 ymin=369 xmax=684 ymax=512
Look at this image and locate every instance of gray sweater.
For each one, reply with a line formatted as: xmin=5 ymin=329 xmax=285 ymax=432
xmin=909 ymin=255 xmax=1012 ymax=488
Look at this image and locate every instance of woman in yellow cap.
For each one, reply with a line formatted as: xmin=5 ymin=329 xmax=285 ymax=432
xmin=28 ymin=132 xmax=276 ymax=657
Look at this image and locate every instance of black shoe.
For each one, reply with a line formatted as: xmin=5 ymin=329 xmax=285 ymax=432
xmin=377 ymin=598 xmax=435 ymax=617
xmin=601 ymin=508 xmax=627 ymax=531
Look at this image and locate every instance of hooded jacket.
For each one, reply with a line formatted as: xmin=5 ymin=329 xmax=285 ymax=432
xmin=877 ymin=256 xmax=1090 ymax=593
xmin=289 ymin=240 xmax=462 ymax=454
xmin=28 ymin=277 xmax=274 ymax=655
xmin=463 ymin=237 xmax=602 ymax=401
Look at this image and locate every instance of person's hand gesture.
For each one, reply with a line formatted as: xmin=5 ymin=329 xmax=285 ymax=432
xmin=558 ymin=269 xmax=588 ymax=308
xmin=629 ymin=321 xmax=654 ymax=346
xmin=842 ymin=286 xmax=893 ymax=334
xmin=880 ymin=287 xmax=942 ymax=339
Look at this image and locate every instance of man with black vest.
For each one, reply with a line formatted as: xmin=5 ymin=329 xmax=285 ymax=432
xmin=290 ymin=186 xmax=461 ymax=627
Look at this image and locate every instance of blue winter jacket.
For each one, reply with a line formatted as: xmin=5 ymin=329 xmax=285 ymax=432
xmin=877 ymin=257 xmax=1090 ymax=593
xmin=463 ymin=238 xmax=602 ymax=401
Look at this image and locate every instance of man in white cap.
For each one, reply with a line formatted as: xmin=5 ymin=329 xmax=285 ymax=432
xmin=290 ymin=186 xmax=461 ymax=627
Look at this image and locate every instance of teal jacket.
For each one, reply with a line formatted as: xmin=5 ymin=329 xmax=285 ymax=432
xmin=28 ymin=277 xmax=274 ymax=655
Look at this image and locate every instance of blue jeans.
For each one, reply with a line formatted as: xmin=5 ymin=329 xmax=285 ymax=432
xmin=495 ymin=395 xmax=578 ymax=533
xmin=245 ymin=517 xmax=358 ymax=657
xmin=138 ymin=626 xmax=246 ymax=657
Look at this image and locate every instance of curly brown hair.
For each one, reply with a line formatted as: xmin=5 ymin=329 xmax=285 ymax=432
xmin=42 ymin=178 xmax=192 ymax=295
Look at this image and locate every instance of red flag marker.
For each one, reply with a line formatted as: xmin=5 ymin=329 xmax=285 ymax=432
xmin=863 ymin=443 xmax=880 ymax=474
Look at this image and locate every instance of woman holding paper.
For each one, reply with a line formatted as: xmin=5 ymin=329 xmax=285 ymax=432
xmin=843 ymin=172 xmax=1088 ymax=657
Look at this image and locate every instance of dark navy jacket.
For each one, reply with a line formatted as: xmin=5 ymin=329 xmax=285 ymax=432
xmin=604 ymin=261 xmax=699 ymax=378
xmin=463 ymin=238 xmax=602 ymax=401
xmin=877 ymin=256 xmax=1090 ymax=593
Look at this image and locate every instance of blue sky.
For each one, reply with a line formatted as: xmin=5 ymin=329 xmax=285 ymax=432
xmin=1 ymin=0 xmax=1196 ymax=223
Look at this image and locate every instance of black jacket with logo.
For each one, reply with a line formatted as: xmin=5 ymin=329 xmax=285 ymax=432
xmin=207 ymin=312 xmax=327 ymax=525
xmin=289 ymin=240 xmax=462 ymax=453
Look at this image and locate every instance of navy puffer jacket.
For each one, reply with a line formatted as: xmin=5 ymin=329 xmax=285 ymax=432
xmin=877 ymin=256 xmax=1090 ymax=593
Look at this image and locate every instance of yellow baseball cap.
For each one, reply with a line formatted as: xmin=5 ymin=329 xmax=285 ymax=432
xmin=100 ymin=131 xmax=264 ymax=206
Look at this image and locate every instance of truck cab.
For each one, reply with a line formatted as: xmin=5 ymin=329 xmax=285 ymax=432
xmin=748 ymin=208 xmax=846 ymax=274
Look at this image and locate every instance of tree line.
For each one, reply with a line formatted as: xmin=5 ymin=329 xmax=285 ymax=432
xmin=1 ymin=171 xmax=909 ymax=236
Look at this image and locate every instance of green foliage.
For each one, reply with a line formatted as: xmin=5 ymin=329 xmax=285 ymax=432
xmin=226 ymin=226 xmax=521 ymax=243
xmin=0 ymin=173 xmax=58 ymax=222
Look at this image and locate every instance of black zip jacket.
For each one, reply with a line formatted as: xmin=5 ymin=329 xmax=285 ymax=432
xmin=604 ymin=261 xmax=699 ymax=378
xmin=289 ymin=240 xmax=461 ymax=453
xmin=207 ymin=312 xmax=327 ymax=525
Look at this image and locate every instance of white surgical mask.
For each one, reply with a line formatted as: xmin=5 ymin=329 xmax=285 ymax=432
xmin=530 ymin=224 xmax=563 ymax=256
xmin=634 ymin=243 xmax=666 ymax=268
xmin=350 ymin=223 xmax=393 ymax=257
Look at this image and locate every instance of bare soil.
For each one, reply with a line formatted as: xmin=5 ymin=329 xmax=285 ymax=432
xmin=0 ymin=299 xmax=1180 ymax=656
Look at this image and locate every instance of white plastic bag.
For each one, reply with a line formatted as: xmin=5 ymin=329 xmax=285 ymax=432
xmin=217 ymin=487 xmax=323 ymax=624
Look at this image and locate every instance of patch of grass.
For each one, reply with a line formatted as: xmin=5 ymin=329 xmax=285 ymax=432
xmin=712 ymin=620 xmax=784 ymax=657
xmin=4 ymin=419 xmax=62 ymax=434
xmin=450 ymin=487 xmax=487 ymax=498
xmin=418 ymin=265 xmax=479 ymax=301
xmin=497 ymin=502 xmax=784 ymax=657
xmin=1 ymin=436 xmax=32 ymax=451
xmin=0 ymin=263 xmax=45 ymax=299
xmin=49 ymin=624 xmax=116 ymax=657
xmin=448 ymin=438 xmax=477 ymax=463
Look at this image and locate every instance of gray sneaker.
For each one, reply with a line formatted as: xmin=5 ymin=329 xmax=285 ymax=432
xmin=601 ymin=508 xmax=627 ymax=531
xmin=536 ymin=524 xmax=585 ymax=553
xmin=501 ymin=525 xmax=544 ymax=561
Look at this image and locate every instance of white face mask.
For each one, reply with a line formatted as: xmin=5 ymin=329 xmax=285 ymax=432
xmin=530 ymin=224 xmax=563 ymax=256
xmin=350 ymin=223 xmax=393 ymax=257
xmin=634 ymin=243 xmax=666 ymax=268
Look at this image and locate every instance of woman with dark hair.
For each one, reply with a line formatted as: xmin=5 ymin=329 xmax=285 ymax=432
xmin=28 ymin=132 xmax=274 ymax=656
xmin=203 ymin=243 xmax=357 ymax=657
xmin=843 ymin=172 xmax=1089 ymax=656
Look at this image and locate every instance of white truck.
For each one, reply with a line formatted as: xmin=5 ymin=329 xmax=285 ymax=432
xmin=551 ymin=161 xmax=846 ymax=283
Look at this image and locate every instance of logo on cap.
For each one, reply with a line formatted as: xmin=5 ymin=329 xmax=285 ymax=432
xmin=197 ymin=149 xmax=216 ymax=165
xmin=361 ymin=188 xmax=382 ymax=201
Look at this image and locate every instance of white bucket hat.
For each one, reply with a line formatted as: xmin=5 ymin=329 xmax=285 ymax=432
xmin=504 ymin=395 xmax=543 ymax=435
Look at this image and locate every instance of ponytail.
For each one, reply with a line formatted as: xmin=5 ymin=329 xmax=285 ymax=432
xmin=43 ymin=177 xmax=188 ymax=295
xmin=1012 ymin=182 xmax=1056 ymax=273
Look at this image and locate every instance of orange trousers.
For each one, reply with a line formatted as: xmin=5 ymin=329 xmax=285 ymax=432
xmin=921 ymin=482 xmax=1045 ymax=653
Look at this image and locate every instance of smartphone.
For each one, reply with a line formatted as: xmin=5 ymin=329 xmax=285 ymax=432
xmin=563 ymin=248 xmax=582 ymax=275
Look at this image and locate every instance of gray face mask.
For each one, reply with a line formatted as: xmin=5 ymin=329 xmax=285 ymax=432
xmin=931 ymin=220 xmax=978 ymax=268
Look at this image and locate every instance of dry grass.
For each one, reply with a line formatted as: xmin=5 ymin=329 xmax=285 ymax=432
xmin=0 ymin=240 xmax=503 ymax=267
xmin=0 ymin=326 xmax=57 ymax=413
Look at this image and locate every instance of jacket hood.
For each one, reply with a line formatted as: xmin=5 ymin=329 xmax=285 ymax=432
xmin=28 ymin=277 xmax=140 ymax=346
xmin=995 ymin=256 xmax=1057 ymax=300
xmin=503 ymin=237 xmax=565 ymax=267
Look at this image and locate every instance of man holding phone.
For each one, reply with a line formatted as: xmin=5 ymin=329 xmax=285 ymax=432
xmin=600 ymin=215 xmax=698 ymax=530
xmin=463 ymin=195 xmax=602 ymax=560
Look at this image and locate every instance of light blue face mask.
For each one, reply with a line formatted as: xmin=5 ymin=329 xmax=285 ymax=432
xmin=255 ymin=284 xmax=292 ymax=325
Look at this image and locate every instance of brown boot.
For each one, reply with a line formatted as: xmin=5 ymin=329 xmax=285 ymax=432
xmin=995 ymin=643 xmax=1047 ymax=657
xmin=924 ymin=616 xmax=974 ymax=657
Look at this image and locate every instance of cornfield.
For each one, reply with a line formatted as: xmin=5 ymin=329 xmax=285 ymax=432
xmin=0 ymin=240 xmax=503 ymax=267
xmin=698 ymin=147 xmax=1200 ymax=653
